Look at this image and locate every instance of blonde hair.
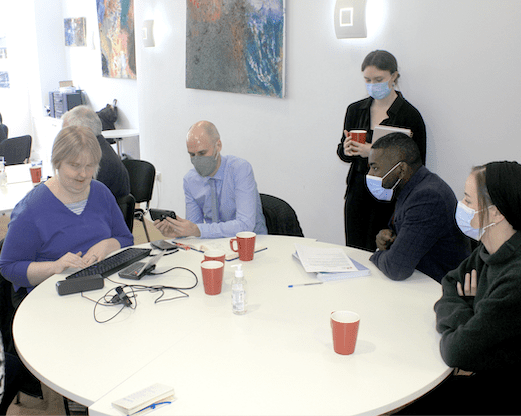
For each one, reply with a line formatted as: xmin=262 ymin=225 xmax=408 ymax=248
xmin=51 ymin=126 xmax=102 ymax=176
xmin=470 ymin=165 xmax=492 ymax=229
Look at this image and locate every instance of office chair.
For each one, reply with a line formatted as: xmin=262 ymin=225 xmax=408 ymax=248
xmin=0 ymin=135 xmax=32 ymax=165
xmin=260 ymin=194 xmax=304 ymax=237
xmin=0 ymin=239 xmax=44 ymax=406
xmin=117 ymin=193 xmax=136 ymax=233
xmin=122 ymin=159 xmax=156 ymax=242
xmin=0 ymin=117 xmax=7 ymax=143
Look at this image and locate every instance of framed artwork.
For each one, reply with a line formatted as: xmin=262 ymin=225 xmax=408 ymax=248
xmin=96 ymin=0 xmax=137 ymax=79
xmin=0 ymin=33 xmax=8 ymax=88
xmin=64 ymin=17 xmax=87 ymax=47
xmin=186 ymin=0 xmax=286 ymax=98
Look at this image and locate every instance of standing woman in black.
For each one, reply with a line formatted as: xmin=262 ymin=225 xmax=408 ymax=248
xmin=337 ymin=50 xmax=426 ymax=251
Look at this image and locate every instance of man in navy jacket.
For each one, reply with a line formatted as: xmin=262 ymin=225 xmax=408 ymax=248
xmin=367 ymin=133 xmax=470 ymax=282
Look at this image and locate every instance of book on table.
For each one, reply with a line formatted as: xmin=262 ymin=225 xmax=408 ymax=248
xmin=112 ymin=383 xmax=175 ymax=416
xmin=293 ymin=244 xmax=371 ymax=281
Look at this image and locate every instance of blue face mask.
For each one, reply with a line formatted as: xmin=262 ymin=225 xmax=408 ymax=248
xmin=455 ymin=201 xmax=496 ymax=241
xmin=366 ymin=80 xmax=392 ymax=100
xmin=365 ymin=162 xmax=402 ymax=202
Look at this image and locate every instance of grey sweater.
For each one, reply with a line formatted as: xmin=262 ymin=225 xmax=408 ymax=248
xmin=434 ymin=231 xmax=521 ymax=372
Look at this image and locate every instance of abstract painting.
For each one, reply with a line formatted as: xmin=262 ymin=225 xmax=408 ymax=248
xmin=96 ymin=0 xmax=137 ymax=79
xmin=186 ymin=0 xmax=285 ymax=98
xmin=64 ymin=18 xmax=87 ymax=47
xmin=0 ymin=34 xmax=8 ymax=88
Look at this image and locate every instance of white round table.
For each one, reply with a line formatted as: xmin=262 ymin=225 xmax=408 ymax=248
xmin=101 ymin=129 xmax=139 ymax=157
xmin=13 ymin=235 xmax=450 ymax=415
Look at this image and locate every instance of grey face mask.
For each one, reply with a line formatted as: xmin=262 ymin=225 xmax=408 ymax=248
xmin=191 ymin=150 xmax=218 ymax=177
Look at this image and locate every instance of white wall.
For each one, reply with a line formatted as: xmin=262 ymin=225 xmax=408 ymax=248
xmin=0 ymin=0 xmax=41 ymax=138
xmin=134 ymin=0 xmax=521 ymax=245
xmin=5 ymin=0 xmax=521 ymax=246
xmin=62 ymin=0 xmax=138 ymax=129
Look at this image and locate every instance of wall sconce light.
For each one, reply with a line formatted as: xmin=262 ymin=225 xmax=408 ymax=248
xmin=142 ymin=20 xmax=155 ymax=47
xmin=334 ymin=0 xmax=367 ymax=39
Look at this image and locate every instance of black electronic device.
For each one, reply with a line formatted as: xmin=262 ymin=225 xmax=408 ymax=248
xmin=56 ymin=274 xmax=104 ymax=296
xmin=150 ymin=240 xmax=180 ymax=251
xmin=149 ymin=209 xmax=177 ymax=222
xmin=49 ymin=90 xmax=85 ymax=119
xmin=65 ymin=248 xmax=152 ymax=280
xmin=118 ymin=252 xmax=164 ymax=280
xmin=115 ymin=286 xmax=132 ymax=307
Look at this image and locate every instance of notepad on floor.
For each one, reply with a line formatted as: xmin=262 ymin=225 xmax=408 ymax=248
xmin=112 ymin=383 xmax=175 ymax=416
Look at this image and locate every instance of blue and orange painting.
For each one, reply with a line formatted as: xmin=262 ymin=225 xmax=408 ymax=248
xmin=96 ymin=0 xmax=136 ymax=79
xmin=186 ymin=0 xmax=285 ymax=98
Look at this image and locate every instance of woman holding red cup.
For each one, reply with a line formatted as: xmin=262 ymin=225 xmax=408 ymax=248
xmin=337 ymin=50 xmax=427 ymax=251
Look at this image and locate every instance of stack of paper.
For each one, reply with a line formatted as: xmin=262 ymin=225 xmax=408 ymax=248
xmin=294 ymin=244 xmax=370 ymax=282
xmin=112 ymin=383 xmax=175 ymax=416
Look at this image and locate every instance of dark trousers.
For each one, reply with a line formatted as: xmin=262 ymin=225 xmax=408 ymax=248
xmin=0 ymin=353 xmax=27 ymax=415
xmin=396 ymin=371 xmax=520 ymax=415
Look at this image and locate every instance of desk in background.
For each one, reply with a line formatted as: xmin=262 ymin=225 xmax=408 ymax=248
xmin=102 ymin=129 xmax=139 ymax=158
xmin=13 ymin=235 xmax=450 ymax=415
xmin=0 ymin=164 xmax=42 ymax=214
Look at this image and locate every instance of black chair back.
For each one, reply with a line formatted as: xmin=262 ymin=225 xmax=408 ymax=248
xmin=0 ymin=124 xmax=7 ymax=142
xmin=122 ymin=159 xmax=156 ymax=241
xmin=116 ymin=194 xmax=136 ymax=233
xmin=0 ymin=113 xmax=7 ymax=142
xmin=122 ymin=159 xmax=155 ymax=205
xmin=0 ymin=135 xmax=32 ymax=165
xmin=260 ymin=194 xmax=304 ymax=237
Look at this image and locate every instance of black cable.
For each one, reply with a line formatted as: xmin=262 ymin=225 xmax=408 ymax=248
xmin=82 ymin=266 xmax=198 ymax=323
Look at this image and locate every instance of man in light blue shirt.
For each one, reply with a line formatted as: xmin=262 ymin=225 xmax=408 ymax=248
xmin=155 ymin=120 xmax=267 ymax=239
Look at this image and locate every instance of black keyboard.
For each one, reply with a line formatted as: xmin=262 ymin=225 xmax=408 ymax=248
xmin=66 ymin=248 xmax=152 ymax=279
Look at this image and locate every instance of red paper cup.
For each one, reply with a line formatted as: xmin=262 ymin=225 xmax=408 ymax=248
xmin=30 ymin=166 xmax=42 ymax=184
xmin=350 ymin=130 xmax=367 ymax=144
xmin=204 ymin=249 xmax=226 ymax=264
xmin=331 ymin=311 xmax=360 ymax=355
xmin=229 ymin=231 xmax=256 ymax=261
xmin=201 ymin=260 xmax=224 ymax=295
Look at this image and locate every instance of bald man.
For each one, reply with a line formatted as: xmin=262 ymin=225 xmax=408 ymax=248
xmin=155 ymin=121 xmax=267 ymax=239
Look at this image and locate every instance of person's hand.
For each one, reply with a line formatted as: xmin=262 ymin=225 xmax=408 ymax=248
xmin=53 ymin=252 xmax=88 ymax=275
xmin=82 ymin=239 xmax=120 ymax=266
xmin=457 ymin=269 xmax=477 ymax=297
xmin=343 ymin=130 xmax=355 ymax=156
xmin=343 ymin=130 xmax=372 ymax=158
xmin=375 ymin=229 xmax=396 ymax=251
xmin=154 ymin=215 xmax=201 ymax=238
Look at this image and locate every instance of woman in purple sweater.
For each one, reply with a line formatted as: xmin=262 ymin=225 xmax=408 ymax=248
xmin=0 ymin=126 xmax=133 ymax=302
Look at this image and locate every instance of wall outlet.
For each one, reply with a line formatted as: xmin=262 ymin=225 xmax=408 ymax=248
xmin=156 ymin=172 xmax=161 ymax=182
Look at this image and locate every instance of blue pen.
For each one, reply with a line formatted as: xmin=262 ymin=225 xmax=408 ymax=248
xmin=136 ymin=401 xmax=172 ymax=414
xmin=288 ymin=282 xmax=323 ymax=288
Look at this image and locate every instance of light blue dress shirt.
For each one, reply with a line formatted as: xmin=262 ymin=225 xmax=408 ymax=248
xmin=183 ymin=154 xmax=267 ymax=238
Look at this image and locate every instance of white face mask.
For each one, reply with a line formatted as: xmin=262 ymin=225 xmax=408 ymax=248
xmin=455 ymin=201 xmax=495 ymax=241
xmin=365 ymin=162 xmax=402 ymax=202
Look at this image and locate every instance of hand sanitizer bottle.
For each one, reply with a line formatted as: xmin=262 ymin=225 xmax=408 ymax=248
xmin=0 ymin=157 xmax=7 ymax=187
xmin=231 ymin=264 xmax=247 ymax=315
